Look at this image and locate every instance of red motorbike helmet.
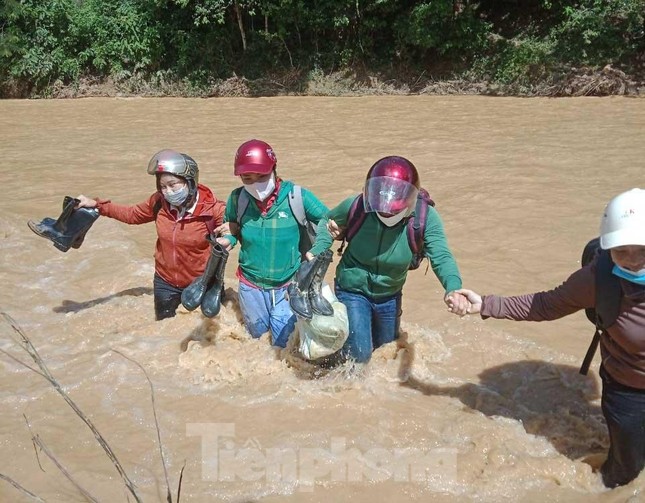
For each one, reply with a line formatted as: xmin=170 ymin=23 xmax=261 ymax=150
xmin=363 ymin=156 xmax=420 ymax=215
xmin=234 ymin=139 xmax=277 ymax=175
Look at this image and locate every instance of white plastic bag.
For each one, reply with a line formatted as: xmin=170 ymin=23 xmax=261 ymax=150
xmin=297 ymin=284 xmax=349 ymax=360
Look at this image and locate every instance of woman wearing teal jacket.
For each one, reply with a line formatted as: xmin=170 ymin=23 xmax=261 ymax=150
xmin=308 ymin=156 xmax=469 ymax=363
xmin=217 ymin=139 xmax=329 ymax=348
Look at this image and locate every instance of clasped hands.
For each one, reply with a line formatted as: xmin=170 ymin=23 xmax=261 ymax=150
xmin=216 ymin=217 xmax=484 ymax=317
xmin=446 ymin=289 xmax=482 ymax=316
xmin=328 ymin=218 xmax=484 ymax=317
xmin=212 ymin=221 xmax=238 ymax=250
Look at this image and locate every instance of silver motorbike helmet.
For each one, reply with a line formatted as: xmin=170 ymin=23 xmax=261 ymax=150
xmin=147 ymin=149 xmax=199 ymax=203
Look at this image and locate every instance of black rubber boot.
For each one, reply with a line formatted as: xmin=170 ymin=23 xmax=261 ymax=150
xmin=287 ymin=257 xmax=320 ymax=320
xmin=309 ymin=249 xmax=334 ymax=316
xmin=27 ymin=196 xmax=99 ymax=252
xmin=200 ymin=246 xmax=229 ymax=318
xmin=181 ymin=235 xmax=224 ymax=311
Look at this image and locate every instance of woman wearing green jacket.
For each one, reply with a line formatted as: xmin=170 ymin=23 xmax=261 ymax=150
xmin=308 ymin=156 xmax=469 ymax=363
xmin=216 ymin=139 xmax=329 ymax=348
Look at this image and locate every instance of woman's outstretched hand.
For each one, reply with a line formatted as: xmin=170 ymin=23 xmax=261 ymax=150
xmin=455 ymin=289 xmax=483 ymax=314
xmin=75 ymin=195 xmax=97 ymax=208
xmin=444 ymin=290 xmax=470 ymax=316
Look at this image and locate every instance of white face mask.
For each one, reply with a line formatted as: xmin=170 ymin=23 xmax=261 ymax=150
xmin=376 ymin=210 xmax=408 ymax=227
xmin=163 ymin=185 xmax=189 ymax=206
xmin=244 ymin=173 xmax=276 ymax=201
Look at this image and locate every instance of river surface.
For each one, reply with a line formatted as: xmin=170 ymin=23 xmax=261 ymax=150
xmin=1 ymin=96 xmax=644 ymax=502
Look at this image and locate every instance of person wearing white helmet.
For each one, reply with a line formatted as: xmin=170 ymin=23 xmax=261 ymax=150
xmin=73 ymin=149 xmax=227 ymax=320
xmin=457 ymin=188 xmax=645 ymax=488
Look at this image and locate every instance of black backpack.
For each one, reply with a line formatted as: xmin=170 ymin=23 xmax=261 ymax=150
xmin=579 ymin=237 xmax=623 ymax=375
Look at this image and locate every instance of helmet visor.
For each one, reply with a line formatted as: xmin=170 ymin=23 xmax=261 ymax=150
xmin=147 ymin=150 xmax=196 ymax=180
xmin=364 ymin=176 xmax=419 ymax=215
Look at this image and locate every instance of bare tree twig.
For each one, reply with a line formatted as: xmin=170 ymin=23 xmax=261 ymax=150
xmin=1 ymin=312 xmax=141 ymax=502
xmin=0 ymin=347 xmax=48 ymax=379
xmin=112 ymin=349 xmax=172 ymax=503
xmin=177 ymin=461 xmax=186 ymax=503
xmin=0 ymin=473 xmax=45 ymax=502
xmin=23 ymin=415 xmax=100 ymax=503
xmin=28 ymin=429 xmax=46 ymax=473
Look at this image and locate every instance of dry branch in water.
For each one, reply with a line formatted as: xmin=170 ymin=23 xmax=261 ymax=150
xmin=1 ymin=313 xmax=184 ymax=502
xmin=24 ymin=415 xmax=99 ymax=502
xmin=0 ymin=473 xmax=45 ymax=502
xmin=112 ymin=349 xmax=176 ymax=503
xmin=0 ymin=312 xmax=142 ymax=503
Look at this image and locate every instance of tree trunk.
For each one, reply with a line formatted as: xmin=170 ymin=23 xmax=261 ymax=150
xmin=233 ymin=0 xmax=247 ymax=51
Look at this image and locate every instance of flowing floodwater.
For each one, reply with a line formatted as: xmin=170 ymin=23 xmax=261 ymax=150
xmin=0 ymin=96 xmax=643 ymax=502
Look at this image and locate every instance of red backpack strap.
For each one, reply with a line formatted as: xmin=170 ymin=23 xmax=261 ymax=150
xmin=408 ymin=189 xmax=434 ymax=252
xmin=406 ymin=188 xmax=435 ymax=270
xmin=345 ymin=194 xmax=367 ymax=242
xmin=406 ymin=213 xmax=423 ymax=256
xmin=337 ymin=194 xmax=366 ymax=255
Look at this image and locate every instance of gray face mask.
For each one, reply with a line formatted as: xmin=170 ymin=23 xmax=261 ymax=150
xmin=163 ymin=185 xmax=189 ymax=206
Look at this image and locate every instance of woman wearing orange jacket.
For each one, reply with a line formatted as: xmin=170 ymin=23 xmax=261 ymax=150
xmin=76 ymin=149 xmax=226 ymax=320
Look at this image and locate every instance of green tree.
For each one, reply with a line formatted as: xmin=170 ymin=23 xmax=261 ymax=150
xmin=72 ymin=0 xmax=160 ymax=76
xmin=1 ymin=0 xmax=80 ymax=90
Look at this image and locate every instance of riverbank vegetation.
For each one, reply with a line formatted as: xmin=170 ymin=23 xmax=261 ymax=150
xmin=1 ymin=0 xmax=643 ymax=98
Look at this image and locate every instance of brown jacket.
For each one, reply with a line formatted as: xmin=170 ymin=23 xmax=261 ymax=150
xmin=481 ymin=256 xmax=645 ymax=389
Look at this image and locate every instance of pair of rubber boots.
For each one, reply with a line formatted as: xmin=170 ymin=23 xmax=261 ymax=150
xmin=28 ymin=196 xmax=99 ymax=252
xmin=181 ymin=235 xmax=228 ymax=318
xmin=288 ymin=249 xmax=334 ymax=320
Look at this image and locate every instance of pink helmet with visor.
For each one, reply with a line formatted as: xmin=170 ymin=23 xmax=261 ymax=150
xmin=234 ymin=139 xmax=277 ymax=176
xmin=363 ymin=156 xmax=420 ymax=215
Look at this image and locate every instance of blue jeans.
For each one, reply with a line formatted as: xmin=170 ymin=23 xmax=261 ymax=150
xmin=335 ymin=285 xmax=402 ymax=363
xmin=600 ymin=367 xmax=645 ymax=488
xmin=237 ymin=282 xmax=296 ymax=348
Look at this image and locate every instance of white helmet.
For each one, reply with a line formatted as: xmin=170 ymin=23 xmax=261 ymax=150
xmin=599 ymin=188 xmax=645 ymax=249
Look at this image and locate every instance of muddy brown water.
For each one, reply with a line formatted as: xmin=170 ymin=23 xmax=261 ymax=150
xmin=1 ymin=96 xmax=644 ymax=502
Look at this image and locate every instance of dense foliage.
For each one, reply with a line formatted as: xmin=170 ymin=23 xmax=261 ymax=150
xmin=1 ymin=0 xmax=643 ymax=96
